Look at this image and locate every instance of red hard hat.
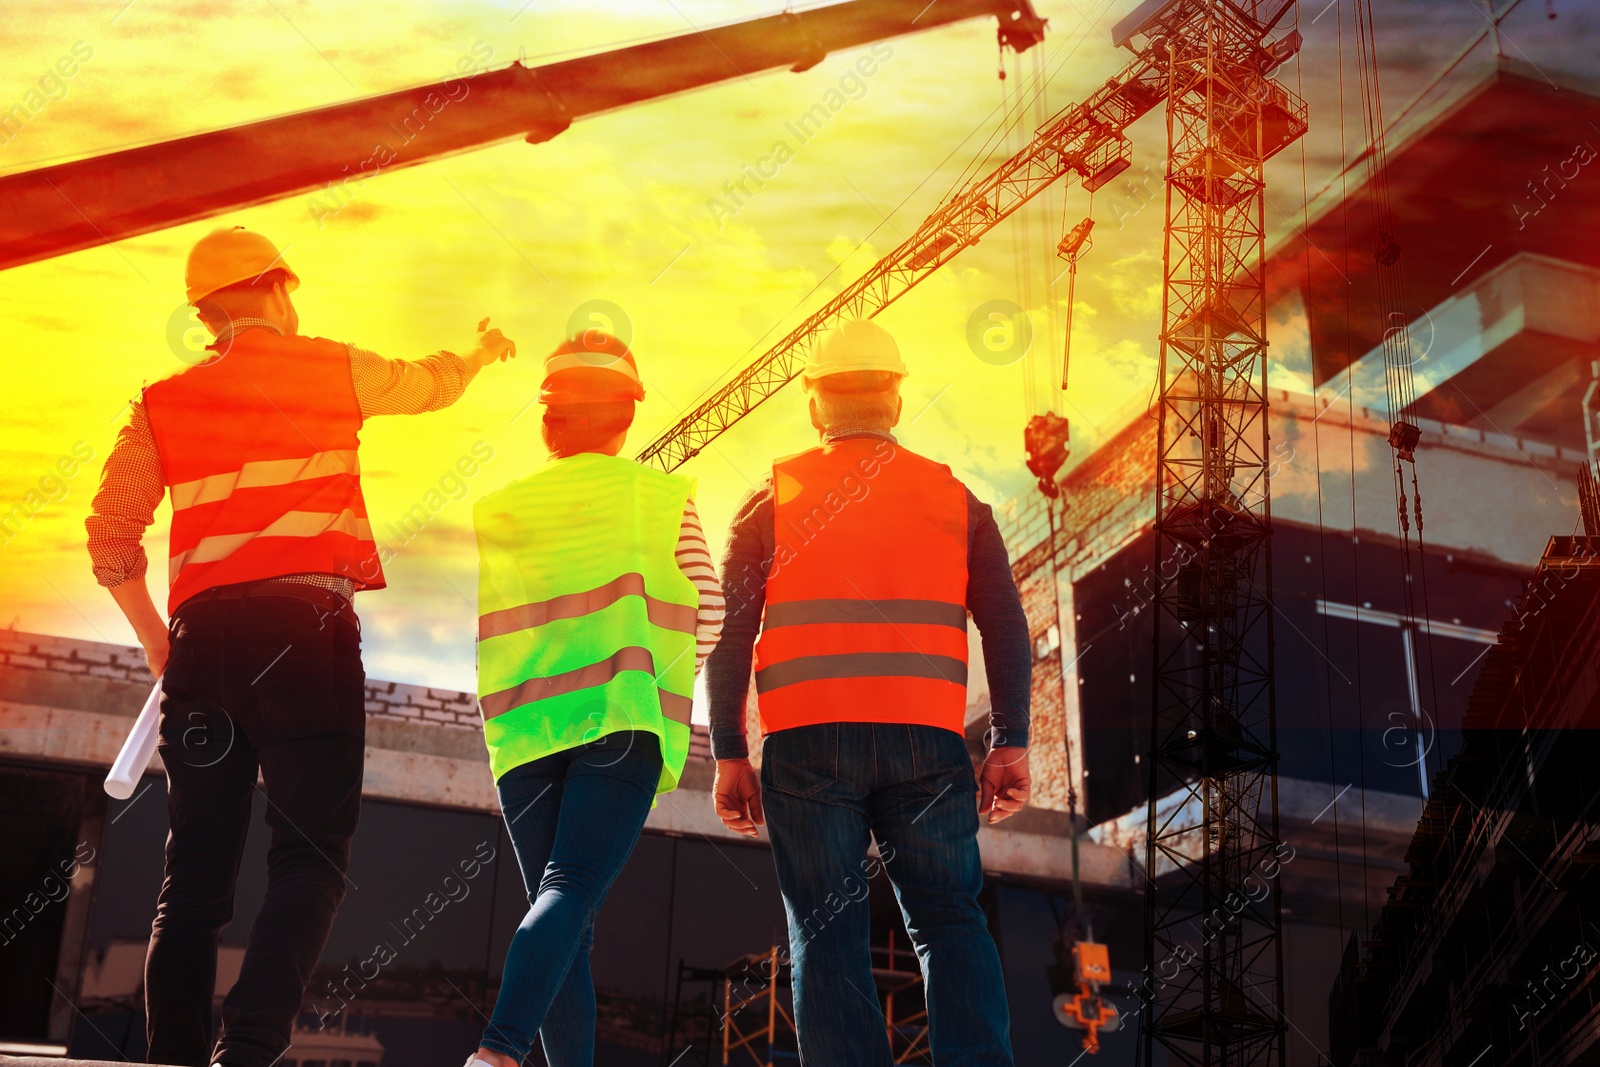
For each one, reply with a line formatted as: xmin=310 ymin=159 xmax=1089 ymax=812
xmin=538 ymin=331 xmax=645 ymax=405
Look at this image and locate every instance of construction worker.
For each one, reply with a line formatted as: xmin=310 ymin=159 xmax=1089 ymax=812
xmin=707 ymin=319 xmax=1033 ymax=1066
xmin=85 ymin=225 xmax=517 ymax=1067
xmin=465 ymin=332 xmax=724 ymax=1067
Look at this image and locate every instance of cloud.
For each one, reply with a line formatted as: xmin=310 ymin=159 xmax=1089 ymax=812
xmin=2 ymin=0 xmax=1586 ymax=678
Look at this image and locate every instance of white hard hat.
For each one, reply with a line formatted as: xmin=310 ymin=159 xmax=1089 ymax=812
xmin=803 ymin=320 xmax=908 ymax=380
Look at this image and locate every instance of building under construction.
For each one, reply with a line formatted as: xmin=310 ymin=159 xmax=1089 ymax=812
xmin=989 ymin=33 xmax=1600 ymax=1067
xmin=1327 ymin=536 xmax=1600 ymax=1065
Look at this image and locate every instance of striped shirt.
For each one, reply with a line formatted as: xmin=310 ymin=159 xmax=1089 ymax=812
xmin=678 ymin=497 xmax=726 ymax=672
xmin=86 ymin=319 xmax=470 ymax=602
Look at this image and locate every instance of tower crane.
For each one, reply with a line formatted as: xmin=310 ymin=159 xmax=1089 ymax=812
xmin=636 ymin=23 xmax=1160 ymax=469
xmin=0 ymin=0 xmax=1045 ymax=272
xmin=636 ymin=3 xmax=1306 ymax=1063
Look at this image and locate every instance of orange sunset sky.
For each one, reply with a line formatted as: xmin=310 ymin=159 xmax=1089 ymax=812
xmin=1 ymin=0 xmax=1587 ymax=695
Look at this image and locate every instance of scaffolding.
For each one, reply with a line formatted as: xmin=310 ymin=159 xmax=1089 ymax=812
xmin=663 ymin=932 xmax=932 ymax=1067
xmin=877 ymin=930 xmax=931 ymax=1063
xmin=720 ymin=946 xmax=796 ymax=1067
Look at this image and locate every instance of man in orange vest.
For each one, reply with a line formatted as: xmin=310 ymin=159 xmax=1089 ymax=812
xmin=85 ymin=226 xmax=517 ymax=1067
xmin=708 ymin=319 xmax=1033 ymax=1065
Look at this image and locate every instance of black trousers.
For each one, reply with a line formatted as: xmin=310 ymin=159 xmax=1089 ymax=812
xmin=145 ymin=588 xmax=365 ymax=1067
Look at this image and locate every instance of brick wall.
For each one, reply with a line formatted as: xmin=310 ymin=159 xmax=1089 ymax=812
xmin=362 ymin=678 xmax=481 ymax=730
xmin=997 ymin=409 xmax=1157 ymax=815
xmin=0 ymin=628 xmax=149 ymax=685
xmin=0 ymin=627 xmax=488 ymax=731
xmin=0 ymin=627 xmax=716 ymax=761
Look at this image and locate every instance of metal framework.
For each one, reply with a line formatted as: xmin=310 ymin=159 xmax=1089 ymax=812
xmin=634 ymin=6 xmax=1307 ymax=1064
xmin=637 ymin=30 xmax=1162 ymax=470
xmin=710 ymin=937 xmax=928 ymax=1066
xmin=1136 ymin=2 xmax=1304 ymax=1065
xmin=720 ymin=946 xmax=796 ymax=1067
xmin=877 ymin=929 xmax=932 ymax=1063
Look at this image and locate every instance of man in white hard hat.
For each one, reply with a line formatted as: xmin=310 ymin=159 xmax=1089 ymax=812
xmin=85 ymin=225 xmax=517 ymax=1067
xmin=707 ymin=319 xmax=1033 ymax=1065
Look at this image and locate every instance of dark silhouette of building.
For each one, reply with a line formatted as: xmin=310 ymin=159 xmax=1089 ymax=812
xmin=1330 ymin=537 xmax=1600 ymax=1066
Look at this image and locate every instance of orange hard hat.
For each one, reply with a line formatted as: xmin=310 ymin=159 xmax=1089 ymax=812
xmin=539 ymin=331 xmax=646 ymax=405
xmin=185 ymin=225 xmax=299 ymax=304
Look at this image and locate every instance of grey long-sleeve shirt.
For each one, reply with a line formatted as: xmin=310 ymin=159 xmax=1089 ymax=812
xmin=705 ymin=432 xmax=1033 ymax=760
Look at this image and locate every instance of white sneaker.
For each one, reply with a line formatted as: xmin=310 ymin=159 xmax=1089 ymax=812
xmin=463 ymin=1057 xmax=499 ymax=1067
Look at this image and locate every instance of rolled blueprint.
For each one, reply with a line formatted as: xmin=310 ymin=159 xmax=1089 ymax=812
xmin=105 ymin=680 xmax=162 ymax=800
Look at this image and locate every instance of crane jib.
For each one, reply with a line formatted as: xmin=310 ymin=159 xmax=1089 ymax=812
xmin=638 ymin=41 xmax=1177 ymax=472
xmin=636 ymin=6 xmax=1305 ymax=473
xmin=0 ymin=0 xmax=1046 ymax=273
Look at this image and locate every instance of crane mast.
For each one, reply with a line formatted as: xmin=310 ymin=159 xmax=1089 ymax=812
xmin=1127 ymin=2 xmax=1302 ymax=1065
xmin=636 ymin=37 xmax=1162 ymax=470
xmin=639 ymin=4 xmax=1306 ymax=1064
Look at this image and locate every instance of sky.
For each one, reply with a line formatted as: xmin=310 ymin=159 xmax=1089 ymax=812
xmin=1 ymin=0 xmax=1593 ymax=693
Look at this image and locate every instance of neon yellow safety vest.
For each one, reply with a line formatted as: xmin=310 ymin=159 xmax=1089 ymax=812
xmin=474 ymin=453 xmax=699 ymax=793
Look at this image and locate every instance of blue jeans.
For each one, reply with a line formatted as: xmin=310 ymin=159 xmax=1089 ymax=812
xmin=761 ymin=723 xmax=1014 ymax=1067
xmin=480 ymin=730 xmax=662 ymax=1067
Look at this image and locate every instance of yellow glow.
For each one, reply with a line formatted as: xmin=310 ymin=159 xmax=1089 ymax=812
xmin=0 ymin=0 xmax=1186 ymax=689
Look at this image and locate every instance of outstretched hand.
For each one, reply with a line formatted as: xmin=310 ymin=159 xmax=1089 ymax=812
xmin=464 ymin=317 xmax=517 ymax=371
xmin=713 ymin=758 xmax=765 ymax=838
xmin=978 ymin=747 xmax=1032 ymax=825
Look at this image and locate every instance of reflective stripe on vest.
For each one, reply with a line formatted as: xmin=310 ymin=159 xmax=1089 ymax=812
xmin=168 ymin=509 xmax=374 ymax=583
xmin=142 ymin=332 xmax=383 ymax=614
xmin=479 ymin=645 xmax=694 ymax=725
xmin=753 ymin=439 xmax=970 ymax=737
xmin=170 ymin=449 xmax=359 ymax=510
xmin=475 ymin=453 xmax=698 ymax=792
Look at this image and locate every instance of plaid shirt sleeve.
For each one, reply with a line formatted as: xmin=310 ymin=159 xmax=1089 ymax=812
xmin=347 ymin=345 xmax=470 ymax=417
xmin=85 ymin=399 xmax=165 ymax=588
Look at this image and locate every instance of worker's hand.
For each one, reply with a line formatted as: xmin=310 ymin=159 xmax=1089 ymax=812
xmin=713 ymin=758 xmax=765 ymax=838
xmin=109 ymin=579 xmax=169 ymax=681
xmin=978 ymin=747 xmax=1031 ymax=825
xmin=464 ymin=317 xmax=516 ymax=371
xmin=138 ymin=625 xmax=170 ymax=679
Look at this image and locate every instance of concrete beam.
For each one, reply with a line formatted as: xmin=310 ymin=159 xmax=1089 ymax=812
xmin=0 ymin=0 xmax=1042 ymax=272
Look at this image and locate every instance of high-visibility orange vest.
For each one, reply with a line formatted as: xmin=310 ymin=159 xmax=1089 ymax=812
xmin=753 ymin=437 xmax=970 ymax=736
xmin=143 ymin=330 xmax=385 ymax=614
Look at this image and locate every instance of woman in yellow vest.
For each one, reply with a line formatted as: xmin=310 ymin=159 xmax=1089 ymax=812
xmin=465 ymin=333 xmax=724 ymax=1067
